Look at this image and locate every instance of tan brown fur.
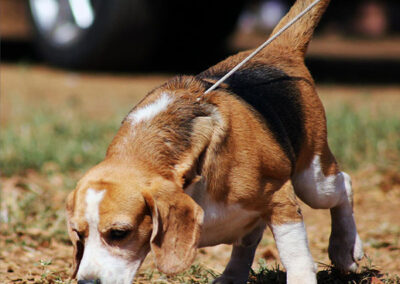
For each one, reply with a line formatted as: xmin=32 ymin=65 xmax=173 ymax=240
xmin=65 ymin=1 xmax=360 ymax=282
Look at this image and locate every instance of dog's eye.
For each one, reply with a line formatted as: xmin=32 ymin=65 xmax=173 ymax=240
xmin=109 ymin=229 xmax=130 ymax=241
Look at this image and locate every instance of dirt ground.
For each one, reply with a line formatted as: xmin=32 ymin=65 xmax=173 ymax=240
xmin=1 ymin=64 xmax=400 ymax=283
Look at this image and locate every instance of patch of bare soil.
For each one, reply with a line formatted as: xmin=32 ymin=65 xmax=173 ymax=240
xmin=0 ymin=64 xmax=170 ymax=125
xmin=1 ymin=168 xmax=400 ymax=283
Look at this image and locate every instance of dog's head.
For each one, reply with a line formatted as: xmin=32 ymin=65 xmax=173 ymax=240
xmin=66 ymin=81 xmax=228 ymax=283
xmin=66 ymin=164 xmax=204 ymax=284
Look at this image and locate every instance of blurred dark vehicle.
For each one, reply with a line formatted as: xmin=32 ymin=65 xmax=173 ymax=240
xmin=1 ymin=0 xmax=246 ymax=69
xmin=2 ymin=0 xmax=399 ymax=76
xmin=240 ymin=0 xmax=400 ymax=37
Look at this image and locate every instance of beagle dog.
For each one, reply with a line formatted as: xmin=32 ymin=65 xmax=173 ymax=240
xmin=66 ymin=0 xmax=363 ymax=283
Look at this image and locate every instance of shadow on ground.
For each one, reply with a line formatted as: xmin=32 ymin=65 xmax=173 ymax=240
xmin=248 ymin=264 xmax=395 ymax=283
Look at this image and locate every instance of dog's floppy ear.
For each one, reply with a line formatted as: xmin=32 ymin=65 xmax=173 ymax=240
xmin=66 ymin=190 xmax=84 ymax=278
xmin=142 ymin=190 xmax=204 ymax=275
xmin=174 ymin=116 xmax=214 ymax=189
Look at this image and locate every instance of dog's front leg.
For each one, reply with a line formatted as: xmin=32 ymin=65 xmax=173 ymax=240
xmin=269 ymin=181 xmax=317 ymax=284
xmin=271 ymin=221 xmax=316 ymax=284
xmin=213 ymin=224 xmax=265 ymax=284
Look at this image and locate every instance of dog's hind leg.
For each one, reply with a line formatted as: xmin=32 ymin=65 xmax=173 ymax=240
xmin=292 ymin=151 xmax=363 ymax=272
xmin=213 ymin=224 xmax=265 ymax=284
xmin=268 ymin=180 xmax=317 ymax=284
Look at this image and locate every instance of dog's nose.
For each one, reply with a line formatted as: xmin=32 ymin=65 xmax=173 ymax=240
xmin=77 ymin=280 xmax=101 ymax=284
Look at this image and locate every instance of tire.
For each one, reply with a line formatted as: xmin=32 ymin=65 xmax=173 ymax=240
xmin=28 ymin=0 xmax=246 ymax=70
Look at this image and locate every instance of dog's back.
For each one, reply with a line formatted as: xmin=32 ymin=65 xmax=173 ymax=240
xmin=198 ymin=0 xmax=331 ymax=174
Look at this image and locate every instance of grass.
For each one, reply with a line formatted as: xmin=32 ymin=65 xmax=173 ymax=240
xmin=248 ymin=259 xmax=400 ymax=284
xmin=135 ymin=264 xmax=218 ymax=284
xmin=326 ymin=104 xmax=400 ymax=171
xmin=35 ymin=260 xmax=73 ymax=284
xmin=1 ymin=173 xmax=69 ymax=242
xmin=0 ymin=106 xmax=121 ymax=176
xmin=1 ymin=90 xmax=399 ymax=283
xmin=1 ymin=102 xmax=399 ymax=177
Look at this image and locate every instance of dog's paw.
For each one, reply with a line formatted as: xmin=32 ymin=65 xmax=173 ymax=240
xmin=329 ymin=231 xmax=363 ymax=272
xmin=212 ymin=274 xmax=248 ymax=284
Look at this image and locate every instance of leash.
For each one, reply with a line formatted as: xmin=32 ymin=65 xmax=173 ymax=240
xmin=204 ymin=0 xmax=322 ymax=94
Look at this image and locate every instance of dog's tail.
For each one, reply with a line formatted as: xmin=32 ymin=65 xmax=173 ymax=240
xmin=269 ymin=0 xmax=330 ymax=56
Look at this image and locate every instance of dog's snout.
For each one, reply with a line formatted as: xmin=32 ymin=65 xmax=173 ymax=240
xmin=77 ymin=279 xmax=101 ymax=284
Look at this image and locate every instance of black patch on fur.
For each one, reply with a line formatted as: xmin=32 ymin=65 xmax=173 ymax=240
xmin=198 ymin=66 xmax=306 ymax=164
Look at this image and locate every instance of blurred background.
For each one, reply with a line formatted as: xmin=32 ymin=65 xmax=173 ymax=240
xmin=1 ymin=1 xmax=400 ymax=283
xmin=1 ymin=0 xmax=400 ymax=81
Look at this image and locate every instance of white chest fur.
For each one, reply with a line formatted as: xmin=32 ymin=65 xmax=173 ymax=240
xmin=186 ymin=182 xmax=261 ymax=247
